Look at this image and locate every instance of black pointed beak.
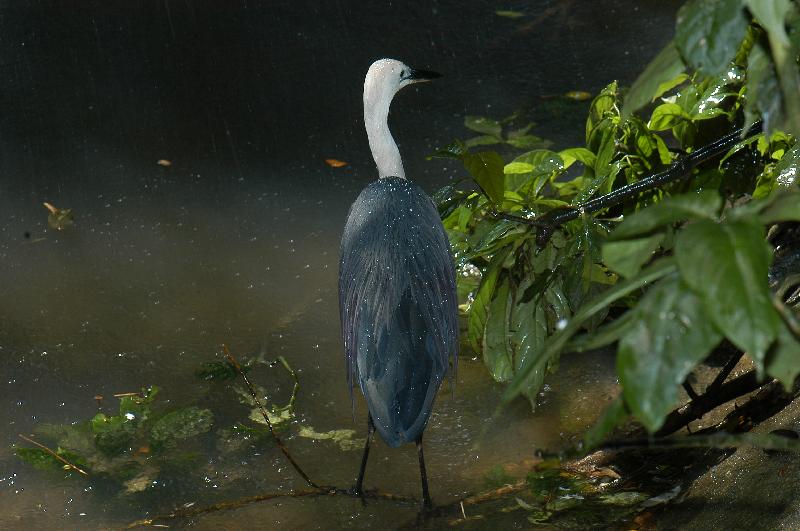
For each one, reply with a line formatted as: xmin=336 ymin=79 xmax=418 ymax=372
xmin=406 ymin=68 xmax=442 ymax=82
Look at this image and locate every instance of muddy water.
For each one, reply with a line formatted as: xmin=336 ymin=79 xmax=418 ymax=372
xmin=1 ymin=1 xmax=678 ymax=528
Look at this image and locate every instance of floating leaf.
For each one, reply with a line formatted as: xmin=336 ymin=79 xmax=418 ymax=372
xmin=297 ymin=425 xmax=364 ymax=451
xmin=465 ymin=135 xmax=502 ymax=147
xmin=43 ymin=202 xmax=74 ymax=231
xmin=564 ymin=90 xmax=592 ymax=101
xmin=495 ymin=10 xmax=525 ymax=18
xmin=150 ymin=407 xmax=214 ymax=446
xmin=506 ymin=134 xmax=552 ymax=150
xmin=325 ymin=158 xmax=348 ymax=168
xmin=464 ymin=115 xmax=503 ymax=136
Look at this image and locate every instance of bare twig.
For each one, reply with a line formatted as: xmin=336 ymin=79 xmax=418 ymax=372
xmin=656 ymin=369 xmax=763 ymax=437
xmin=123 ymin=479 xmax=531 ymax=529
xmin=17 ymin=434 xmax=89 ymax=476
xmin=223 ymin=344 xmax=320 ymax=489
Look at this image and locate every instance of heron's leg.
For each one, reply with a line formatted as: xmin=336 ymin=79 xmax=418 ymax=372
xmin=354 ymin=413 xmax=374 ymax=496
xmin=416 ymin=436 xmax=432 ymax=510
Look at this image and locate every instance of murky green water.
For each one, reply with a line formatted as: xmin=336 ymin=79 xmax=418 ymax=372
xmin=1 ymin=1 xmax=679 ymax=528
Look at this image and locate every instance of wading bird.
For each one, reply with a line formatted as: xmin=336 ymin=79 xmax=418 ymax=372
xmin=339 ymin=59 xmax=458 ymax=509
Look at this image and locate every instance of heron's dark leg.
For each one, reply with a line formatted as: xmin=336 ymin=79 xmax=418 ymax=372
xmin=416 ymin=436 xmax=432 ymax=510
xmin=354 ymin=414 xmax=374 ymax=496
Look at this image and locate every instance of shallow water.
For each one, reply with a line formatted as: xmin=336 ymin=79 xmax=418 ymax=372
xmin=1 ymin=1 xmax=679 ymax=528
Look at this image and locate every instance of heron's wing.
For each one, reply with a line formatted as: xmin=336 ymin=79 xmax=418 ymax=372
xmin=339 ymin=179 xmax=458 ymax=443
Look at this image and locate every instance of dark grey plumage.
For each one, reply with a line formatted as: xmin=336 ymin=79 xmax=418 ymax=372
xmin=339 ymin=176 xmax=458 ymax=448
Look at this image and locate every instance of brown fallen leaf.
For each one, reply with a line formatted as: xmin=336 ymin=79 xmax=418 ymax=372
xmin=564 ymin=90 xmax=592 ymax=101
xmin=43 ymin=202 xmax=74 ymax=231
xmin=325 ymin=158 xmax=348 ymax=168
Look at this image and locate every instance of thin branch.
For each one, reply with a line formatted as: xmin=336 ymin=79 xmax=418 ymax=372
xmin=123 ymin=479 xmax=529 ymax=529
xmin=223 ymin=344 xmax=320 ymax=489
xmin=655 ymin=369 xmax=763 ymax=437
xmin=17 ymin=434 xmax=89 ymax=476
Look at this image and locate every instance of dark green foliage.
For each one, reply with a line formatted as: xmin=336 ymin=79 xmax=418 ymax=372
xmin=197 ymin=360 xmax=240 ymax=381
xmin=436 ymin=0 xmax=800 ymax=438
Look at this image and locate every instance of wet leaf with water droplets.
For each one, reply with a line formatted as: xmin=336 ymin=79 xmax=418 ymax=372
xmin=676 ymin=217 xmax=778 ymax=368
xmin=618 ymin=275 xmax=722 ymax=432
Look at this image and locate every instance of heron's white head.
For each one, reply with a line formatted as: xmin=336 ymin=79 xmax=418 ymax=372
xmin=363 ymin=59 xmax=440 ymax=179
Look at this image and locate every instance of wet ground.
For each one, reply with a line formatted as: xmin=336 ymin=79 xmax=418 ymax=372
xmin=0 ymin=1 xmax=680 ymax=528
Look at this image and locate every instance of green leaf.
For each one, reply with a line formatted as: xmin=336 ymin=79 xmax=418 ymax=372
xmin=510 ymin=281 xmax=548 ymax=376
xmin=506 ymin=135 xmax=552 ymax=150
xmin=759 ymin=189 xmax=800 ymax=224
xmin=610 ymin=190 xmax=722 ymax=239
xmin=468 ymin=249 xmax=511 ymax=352
xmin=483 ymin=277 xmax=514 ymax=382
xmin=504 ymin=161 xmax=535 ymax=174
xmin=745 ymin=42 xmax=783 ymax=133
xmin=675 ymin=0 xmax=749 ymax=75
xmin=559 ymin=147 xmax=596 ymax=169
xmin=470 ymin=219 xmax=528 ymax=257
xmin=465 ymin=135 xmax=503 ymax=148
xmin=774 ymin=145 xmax=800 ymax=188
xmin=584 ymin=396 xmax=628 ymax=449
xmin=504 ymin=258 xmax=677 ymax=403
xmin=465 ymin=115 xmax=502 ymax=136
xmin=654 ymin=73 xmax=691 ymax=100
xmin=766 ymin=320 xmax=800 ymax=389
xmin=593 ymin=120 xmax=618 ymax=177
xmin=463 ymin=151 xmax=505 ymax=206
xmin=745 ymin=0 xmax=792 ymax=47
xmin=586 ymin=81 xmax=618 ymax=143
xmin=648 ymin=102 xmax=691 ymax=131
xmin=602 ymin=233 xmax=664 ymax=278
xmin=197 ymin=360 xmax=242 ymax=381
xmin=495 ymin=10 xmax=525 ymax=18
xmin=150 ymin=407 xmax=214 ymax=446
xmin=566 ymin=310 xmax=636 ymax=353
xmin=618 ymin=275 xmax=722 ymax=432
xmin=676 ymin=218 xmax=779 ymax=366
xmin=429 ymin=140 xmax=467 ymax=159
xmin=623 ymin=41 xmax=686 ymax=118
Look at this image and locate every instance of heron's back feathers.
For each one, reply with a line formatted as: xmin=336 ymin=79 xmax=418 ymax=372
xmin=339 ymin=177 xmax=458 ymax=447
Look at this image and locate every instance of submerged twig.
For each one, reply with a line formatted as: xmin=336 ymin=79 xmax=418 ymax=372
xmin=123 ymin=478 xmax=530 ymax=528
xmin=17 ymin=433 xmax=89 ymax=476
xmin=223 ymin=344 xmax=320 ymax=489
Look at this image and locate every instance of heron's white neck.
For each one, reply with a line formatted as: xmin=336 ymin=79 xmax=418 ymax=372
xmin=364 ymin=88 xmax=406 ymax=179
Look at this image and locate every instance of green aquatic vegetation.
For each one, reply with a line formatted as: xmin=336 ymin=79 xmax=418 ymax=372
xmin=16 ymin=386 xmax=214 ymax=491
xmin=296 ymin=426 xmax=364 ymax=451
xmin=436 ymin=0 xmax=800 ymax=438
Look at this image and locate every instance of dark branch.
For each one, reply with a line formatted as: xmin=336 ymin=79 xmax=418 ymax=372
xmin=494 ymin=121 xmax=763 ymax=246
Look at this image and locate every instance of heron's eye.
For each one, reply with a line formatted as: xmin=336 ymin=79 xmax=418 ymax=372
xmin=400 ymin=70 xmax=406 ymax=79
